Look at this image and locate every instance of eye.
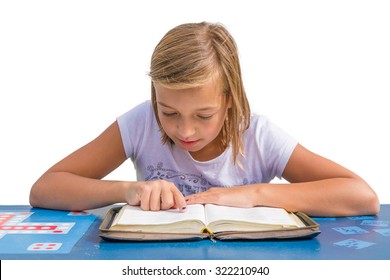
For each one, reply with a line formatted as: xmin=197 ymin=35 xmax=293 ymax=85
xmin=162 ymin=112 xmax=177 ymax=117
xmin=198 ymin=115 xmax=213 ymax=120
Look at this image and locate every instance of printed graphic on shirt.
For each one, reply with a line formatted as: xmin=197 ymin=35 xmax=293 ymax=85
xmin=145 ymin=162 xmax=216 ymax=195
xmin=144 ymin=162 xmax=257 ymax=196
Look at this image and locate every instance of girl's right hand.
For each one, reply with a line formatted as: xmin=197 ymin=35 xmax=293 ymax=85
xmin=126 ymin=180 xmax=187 ymax=211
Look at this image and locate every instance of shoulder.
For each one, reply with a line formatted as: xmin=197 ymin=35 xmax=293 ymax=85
xmin=116 ymin=100 xmax=159 ymax=159
xmin=249 ymin=113 xmax=270 ymax=126
xmin=243 ymin=114 xmax=298 ymax=179
xmin=116 ymin=100 xmax=158 ymax=130
xmin=118 ymin=100 xmax=153 ymax=120
xmin=244 ymin=113 xmax=297 ymax=148
xmin=246 ymin=114 xmax=272 ymax=136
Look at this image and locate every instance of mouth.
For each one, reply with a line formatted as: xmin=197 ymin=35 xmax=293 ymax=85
xmin=178 ymin=139 xmax=200 ymax=149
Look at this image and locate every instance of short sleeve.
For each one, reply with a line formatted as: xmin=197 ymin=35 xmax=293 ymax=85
xmin=248 ymin=115 xmax=298 ymax=181
xmin=265 ymin=121 xmax=298 ymax=178
xmin=116 ymin=101 xmax=154 ymax=160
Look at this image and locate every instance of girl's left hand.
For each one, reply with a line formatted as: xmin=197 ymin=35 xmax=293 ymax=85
xmin=185 ymin=186 xmax=256 ymax=208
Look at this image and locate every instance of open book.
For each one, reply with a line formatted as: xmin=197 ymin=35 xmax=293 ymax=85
xmin=99 ymin=204 xmax=320 ymax=241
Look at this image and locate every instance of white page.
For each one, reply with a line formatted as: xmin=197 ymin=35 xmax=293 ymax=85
xmin=115 ymin=204 xmax=206 ymax=225
xmin=204 ymin=204 xmax=299 ymax=226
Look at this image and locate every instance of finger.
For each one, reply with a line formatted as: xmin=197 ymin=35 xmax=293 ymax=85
xmin=148 ymin=185 xmax=162 ymax=211
xmin=139 ymin=185 xmax=152 ymax=211
xmin=185 ymin=188 xmax=219 ymax=205
xmin=160 ymin=187 xmax=175 ymax=210
xmin=185 ymin=194 xmax=206 ymax=205
xmin=171 ymin=186 xmax=187 ymax=212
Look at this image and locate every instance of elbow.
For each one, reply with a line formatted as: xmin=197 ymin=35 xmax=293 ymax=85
xmin=357 ymin=182 xmax=380 ymax=216
xmin=345 ymin=179 xmax=380 ymax=217
xmin=29 ymin=182 xmax=40 ymax=208
xmin=29 ymin=179 xmax=46 ymax=209
xmin=365 ymin=190 xmax=380 ymax=215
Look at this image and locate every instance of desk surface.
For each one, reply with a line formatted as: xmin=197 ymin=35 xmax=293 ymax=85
xmin=1 ymin=205 xmax=390 ymax=260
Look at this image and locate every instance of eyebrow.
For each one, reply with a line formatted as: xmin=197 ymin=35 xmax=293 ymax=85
xmin=157 ymin=101 xmax=219 ymax=111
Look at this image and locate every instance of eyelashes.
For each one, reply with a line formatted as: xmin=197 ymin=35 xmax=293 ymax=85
xmin=161 ymin=112 xmax=213 ymax=120
xmin=198 ymin=115 xmax=213 ymax=120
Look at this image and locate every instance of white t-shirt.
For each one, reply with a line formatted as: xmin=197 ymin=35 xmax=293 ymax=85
xmin=117 ymin=101 xmax=298 ymax=196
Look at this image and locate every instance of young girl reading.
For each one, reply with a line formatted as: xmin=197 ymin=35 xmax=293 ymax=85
xmin=29 ymin=22 xmax=379 ymax=217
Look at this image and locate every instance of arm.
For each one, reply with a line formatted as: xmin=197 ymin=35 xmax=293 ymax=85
xmin=257 ymin=144 xmax=379 ymax=216
xmin=29 ymin=121 xmax=186 ymax=211
xmin=186 ymin=144 xmax=379 ymax=217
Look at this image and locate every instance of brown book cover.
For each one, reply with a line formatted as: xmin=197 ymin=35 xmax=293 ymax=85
xmin=99 ymin=204 xmax=320 ymax=242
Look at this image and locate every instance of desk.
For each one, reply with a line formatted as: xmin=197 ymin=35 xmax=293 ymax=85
xmin=1 ymin=205 xmax=390 ymax=260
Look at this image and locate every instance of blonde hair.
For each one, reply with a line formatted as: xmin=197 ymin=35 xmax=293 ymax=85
xmin=149 ymin=22 xmax=250 ymax=165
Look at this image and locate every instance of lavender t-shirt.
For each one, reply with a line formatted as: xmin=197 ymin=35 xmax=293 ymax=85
xmin=117 ymin=101 xmax=298 ymax=196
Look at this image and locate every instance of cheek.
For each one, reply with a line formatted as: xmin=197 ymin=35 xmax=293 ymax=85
xmin=203 ymin=119 xmax=225 ymax=137
xmin=158 ymin=116 xmax=174 ymax=135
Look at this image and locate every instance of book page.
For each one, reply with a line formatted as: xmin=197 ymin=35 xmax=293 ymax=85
xmin=113 ymin=204 xmax=206 ymax=226
xmin=204 ymin=204 xmax=301 ymax=227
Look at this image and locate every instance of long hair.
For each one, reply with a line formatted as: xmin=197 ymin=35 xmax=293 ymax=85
xmin=149 ymin=22 xmax=250 ymax=165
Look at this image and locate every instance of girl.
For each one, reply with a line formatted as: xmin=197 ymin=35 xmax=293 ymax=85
xmin=29 ymin=22 xmax=379 ymax=217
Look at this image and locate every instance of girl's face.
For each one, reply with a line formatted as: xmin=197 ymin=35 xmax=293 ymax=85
xmin=155 ymin=80 xmax=231 ymax=161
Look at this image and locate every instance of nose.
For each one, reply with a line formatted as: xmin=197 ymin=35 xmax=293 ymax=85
xmin=177 ymin=118 xmax=195 ymax=139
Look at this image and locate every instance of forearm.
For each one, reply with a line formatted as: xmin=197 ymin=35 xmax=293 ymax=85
xmin=253 ymin=178 xmax=380 ymax=217
xmin=30 ymin=171 xmax=131 ymax=211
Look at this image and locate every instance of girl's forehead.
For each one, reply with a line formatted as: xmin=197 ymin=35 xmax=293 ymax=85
xmin=154 ymin=76 xmax=223 ymax=93
xmin=153 ymin=69 xmax=225 ymax=90
xmin=155 ymin=82 xmax=226 ymax=108
xmin=155 ymin=81 xmax=223 ymax=98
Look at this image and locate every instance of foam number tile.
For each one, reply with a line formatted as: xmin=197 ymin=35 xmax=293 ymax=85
xmin=334 ymin=239 xmax=376 ymax=250
xmin=0 ymin=212 xmax=72 ymax=254
xmin=0 ymin=209 xmax=96 ymax=255
xmin=0 ymin=212 xmax=75 ymax=236
xmin=0 ymin=222 xmax=75 ymax=235
xmin=0 ymin=212 xmax=32 ymax=226
xmin=373 ymin=228 xmax=390 ymax=236
xmin=27 ymin=243 xmax=62 ymax=251
xmin=332 ymin=226 xmax=369 ymax=235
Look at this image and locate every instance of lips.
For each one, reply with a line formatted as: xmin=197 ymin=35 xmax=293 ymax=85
xmin=178 ymin=139 xmax=199 ymax=149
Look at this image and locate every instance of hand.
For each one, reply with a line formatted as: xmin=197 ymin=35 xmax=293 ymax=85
xmin=126 ymin=180 xmax=187 ymax=211
xmin=185 ymin=186 xmax=256 ymax=208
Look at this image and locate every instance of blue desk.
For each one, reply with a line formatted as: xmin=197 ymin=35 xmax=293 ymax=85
xmin=1 ymin=205 xmax=390 ymax=260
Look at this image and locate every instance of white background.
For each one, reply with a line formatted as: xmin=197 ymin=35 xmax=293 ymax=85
xmin=1 ymin=0 xmax=389 ymax=205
